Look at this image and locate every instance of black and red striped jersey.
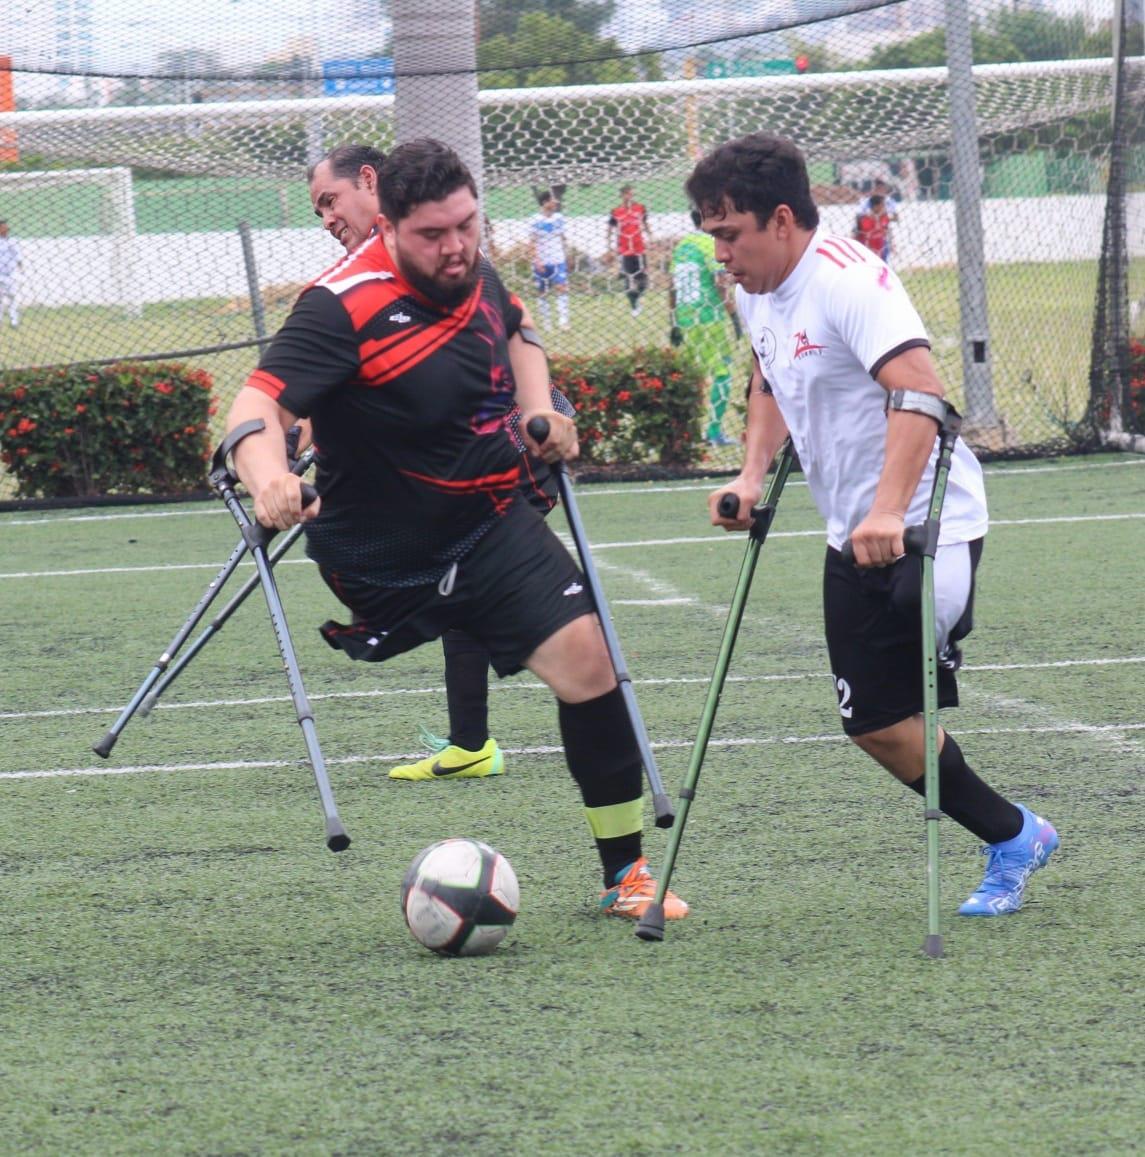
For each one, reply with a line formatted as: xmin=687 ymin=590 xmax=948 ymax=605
xmin=246 ymin=234 xmax=527 ymax=585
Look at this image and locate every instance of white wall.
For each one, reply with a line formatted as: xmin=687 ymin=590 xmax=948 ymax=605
xmin=7 ymin=192 xmax=1143 ymax=309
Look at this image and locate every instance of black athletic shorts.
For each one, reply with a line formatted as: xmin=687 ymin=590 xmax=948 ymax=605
xmin=317 ymin=497 xmax=593 ymax=677
xmin=822 ymin=539 xmax=983 ymax=737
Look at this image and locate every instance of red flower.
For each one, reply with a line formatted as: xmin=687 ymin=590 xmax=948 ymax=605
xmin=154 ymin=381 xmax=175 ymax=395
xmin=75 ymin=404 xmax=87 ymax=414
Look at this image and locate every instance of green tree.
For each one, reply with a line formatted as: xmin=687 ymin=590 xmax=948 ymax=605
xmin=862 ymin=9 xmax=1113 ymax=70
xmin=479 ymin=0 xmax=617 ymax=42
xmin=479 ymin=10 xmax=650 ymax=86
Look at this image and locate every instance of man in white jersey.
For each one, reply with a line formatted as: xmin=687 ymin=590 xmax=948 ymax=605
xmin=529 ymin=191 xmax=570 ymax=331
xmin=688 ymin=133 xmax=1058 ymax=917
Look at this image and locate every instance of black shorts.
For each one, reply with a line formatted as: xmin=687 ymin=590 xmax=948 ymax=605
xmin=317 ymin=498 xmax=593 ymax=677
xmin=822 ymin=539 xmax=983 ymax=737
xmin=620 ymin=254 xmax=648 ymax=290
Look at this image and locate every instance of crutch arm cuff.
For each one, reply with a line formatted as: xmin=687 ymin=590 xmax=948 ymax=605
xmin=210 ymin=418 xmax=267 ymax=486
xmin=885 ymin=390 xmax=961 ymax=436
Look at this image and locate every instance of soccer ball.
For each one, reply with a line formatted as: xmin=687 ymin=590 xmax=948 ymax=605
xmin=401 ymin=838 xmax=519 ymax=956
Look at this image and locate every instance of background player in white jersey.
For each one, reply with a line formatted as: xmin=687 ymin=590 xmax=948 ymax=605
xmin=0 ymin=220 xmax=22 ymax=327
xmin=529 ymin=191 xmax=570 ymax=331
xmin=688 ymin=132 xmax=1058 ymax=918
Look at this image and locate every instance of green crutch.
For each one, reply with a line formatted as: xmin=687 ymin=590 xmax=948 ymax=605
xmin=636 ymin=439 xmax=796 ymax=942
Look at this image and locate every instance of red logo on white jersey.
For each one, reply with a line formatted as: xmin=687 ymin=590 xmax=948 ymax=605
xmin=792 ymin=330 xmax=827 ymax=360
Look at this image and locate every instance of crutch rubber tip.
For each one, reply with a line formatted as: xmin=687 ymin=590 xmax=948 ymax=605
xmin=653 ymin=794 xmax=675 ymax=829
xmin=92 ymin=732 xmax=116 ymax=758
xmin=634 ymin=904 xmax=666 ymax=941
xmin=326 ymin=830 xmax=351 ymax=853
xmin=923 ymin=934 xmax=944 ymax=959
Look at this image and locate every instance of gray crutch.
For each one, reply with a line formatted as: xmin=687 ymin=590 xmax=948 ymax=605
xmin=208 ymin=419 xmax=349 ymax=852
xmin=526 ymin=415 xmax=674 ymax=828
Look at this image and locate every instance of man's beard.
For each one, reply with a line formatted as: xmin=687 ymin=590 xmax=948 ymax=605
xmin=399 ymin=254 xmax=479 ymax=309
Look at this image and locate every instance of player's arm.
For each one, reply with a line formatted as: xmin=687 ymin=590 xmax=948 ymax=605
xmin=225 ymin=288 xmax=357 ymax=530
xmin=710 ymin=365 xmax=788 ymax=530
xmin=849 ymin=345 xmax=946 ymax=568
xmin=226 ymin=387 xmax=318 ymax=530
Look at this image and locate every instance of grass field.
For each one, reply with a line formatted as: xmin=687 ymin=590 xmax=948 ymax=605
xmin=1 ymin=454 xmax=1142 ymax=1154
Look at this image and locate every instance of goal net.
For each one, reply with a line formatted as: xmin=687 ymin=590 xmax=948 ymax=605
xmin=0 ymin=0 xmax=1141 ymax=493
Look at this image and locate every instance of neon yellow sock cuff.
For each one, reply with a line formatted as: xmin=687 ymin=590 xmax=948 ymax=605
xmin=584 ymin=798 xmax=643 ymax=840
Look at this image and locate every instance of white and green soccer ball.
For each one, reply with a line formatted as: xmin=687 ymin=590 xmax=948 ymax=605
xmin=401 ymin=838 xmax=519 ymax=956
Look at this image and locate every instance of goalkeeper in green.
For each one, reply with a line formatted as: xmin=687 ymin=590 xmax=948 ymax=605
xmin=669 ymin=210 xmax=743 ymax=445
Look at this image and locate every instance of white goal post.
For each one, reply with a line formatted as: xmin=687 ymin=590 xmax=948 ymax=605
xmin=0 ymin=166 xmax=142 ymax=316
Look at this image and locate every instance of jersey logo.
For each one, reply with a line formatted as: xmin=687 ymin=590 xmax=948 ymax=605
xmin=793 ymin=330 xmax=827 ymax=360
xmin=757 ymin=327 xmax=777 ymax=368
xmin=389 ymin=311 xmax=412 ymax=324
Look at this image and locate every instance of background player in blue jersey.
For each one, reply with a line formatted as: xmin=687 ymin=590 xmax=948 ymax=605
xmin=529 ymin=190 xmax=570 ymax=331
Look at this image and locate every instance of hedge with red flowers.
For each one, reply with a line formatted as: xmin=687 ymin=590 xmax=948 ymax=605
xmin=0 ymin=362 xmax=216 ymax=498
xmin=1130 ymin=340 xmax=1145 ymax=430
xmin=548 ymin=346 xmax=706 ymax=467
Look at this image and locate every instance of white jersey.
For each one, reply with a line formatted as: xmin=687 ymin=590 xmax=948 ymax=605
xmin=736 ymin=228 xmax=988 ymax=550
xmin=530 ymin=212 xmax=566 ymax=265
xmin=0 ymin=236 xmax=20 ymax=279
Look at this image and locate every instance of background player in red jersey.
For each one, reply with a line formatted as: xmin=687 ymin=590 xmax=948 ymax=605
xmin=606 ymin=183 xmax=652 ymax=316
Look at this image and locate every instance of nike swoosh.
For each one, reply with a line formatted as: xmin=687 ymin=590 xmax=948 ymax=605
xmin=430 ymin=757 xmax=486 ymax=777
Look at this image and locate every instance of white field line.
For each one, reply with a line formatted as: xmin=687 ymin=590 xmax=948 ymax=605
xmin=4 ymin=721 xmax=1144 ymax=782
xmin=4 ymin=656 xmax=1142 ymax=723
xmin=3 ymin=510 xmax=1142 ymax=581
xmin=2 ymin=454 xmax=1144 ymax=527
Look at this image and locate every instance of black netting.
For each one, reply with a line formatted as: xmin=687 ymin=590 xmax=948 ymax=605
xmin=0 ymin=0 xmax=1142 ymax=501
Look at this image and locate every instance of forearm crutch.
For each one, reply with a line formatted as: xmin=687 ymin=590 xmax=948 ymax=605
xmin=906 ymin=395 xmax=962 ymax=959
xmin=205 ymin=419 xmax=349 ymax=852
xmin=526 ymin=416 xmax=674 ymax=828
xmin=841 ymin=392 xmax=962 ymax=958
xmin=637 ymin=439 xmax=796 ymax=941
xmin=91 ymin=440 xmax=313 ymax=756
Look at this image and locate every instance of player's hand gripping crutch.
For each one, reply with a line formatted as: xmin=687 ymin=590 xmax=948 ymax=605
xmin=526 ymin=415 xmax=674 ymax=828
xmin=636 ymin=439 xmax=796 ymax=941
xmin=92 ymin=435 xmax=313 ymax=757
xmin=206 ymin=418 xmax=349 ymax=852
xmin=841 ymin=395 xmax=962 ymax=958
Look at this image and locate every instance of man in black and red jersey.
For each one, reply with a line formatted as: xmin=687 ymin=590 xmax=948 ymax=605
xmin=225 ymin=139 xmax=687 ymax=922
xmin=306 ymin=141 xmax=576 ymax=786
xmin=606 ymin=184 xmax=652 ymax=317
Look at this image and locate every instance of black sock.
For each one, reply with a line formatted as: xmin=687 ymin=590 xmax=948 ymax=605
xmin=441 ymin=629 xmax=491 ymax=751
xmin=558 ymin=687 xmax=643 ymax=885
xmin=905 ymin=732 xmax=1023 ymax=844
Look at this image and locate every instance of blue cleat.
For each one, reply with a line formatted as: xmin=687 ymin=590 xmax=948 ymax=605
xmin=958 ymin=803 xmax=1059 ymax=916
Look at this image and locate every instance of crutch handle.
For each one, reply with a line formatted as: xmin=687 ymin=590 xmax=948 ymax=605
xmin=525 ymin=415 xmax=551 ymax=446
xmin=716 ymin=492 xmax=740 ymax=519
xmin=839 ymin=524 xmax=930 ymax=566
xmin=243 ymin=483 xmax=320 ymax=551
